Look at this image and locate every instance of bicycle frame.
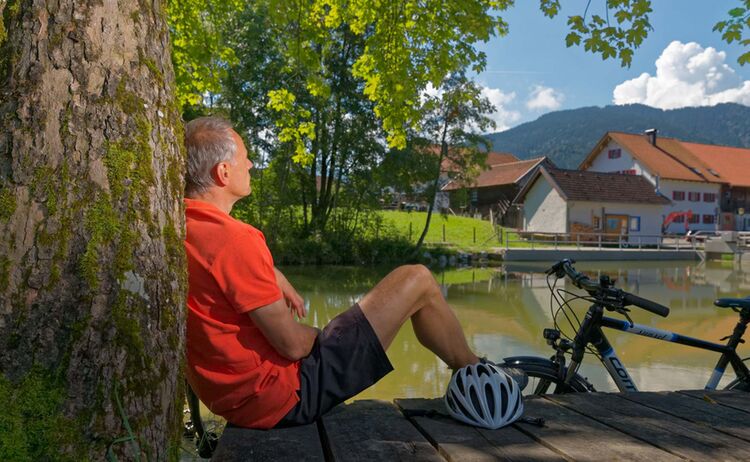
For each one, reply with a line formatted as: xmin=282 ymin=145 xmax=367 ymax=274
xmin=574 ymin=305 xmax=750 ymax=392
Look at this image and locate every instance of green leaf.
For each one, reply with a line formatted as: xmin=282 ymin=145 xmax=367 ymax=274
xmin=565 ymin=32 xmax=581 ymax=47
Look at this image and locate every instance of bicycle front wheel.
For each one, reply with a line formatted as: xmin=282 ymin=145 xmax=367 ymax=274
xmin=500 ymin=356 xmax=595 ymax=395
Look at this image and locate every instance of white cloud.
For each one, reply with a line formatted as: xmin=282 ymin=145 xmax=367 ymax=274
xmin=613 ymin=41 xmax=750 ymax=109
xmin=526 ymin=85 xmax=564 ymax=111
xmin=480 ymin=86 xmax=521 ymax=132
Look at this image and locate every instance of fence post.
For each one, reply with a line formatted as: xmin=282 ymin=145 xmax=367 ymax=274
xmin=598 ymin=233 xmax=602 ymax=249
xmin=473 ymin=226 xmax=476 ymax=244
xmin=577 ymin=234 xmax=580 ymax=250
xmin=409 ymin=222 xmax=412 ymax=241
xmin=657 ymin=235 xmax=661 ymax=250
xmin=639 ymin=236 xmax=642 ymax=249
xmin=531 ymin=234 xmax=535 ymax=249
xmin=442 ymin=223 xmax=446 ymax=242
xmin=554 ymin=234 xmax=558 ymax=250
xmin=505 ymin=230 xmax=509 ymax=250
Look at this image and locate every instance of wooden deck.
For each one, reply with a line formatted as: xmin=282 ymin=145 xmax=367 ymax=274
xmin=212 ymin=390 xmax=750 ymax=461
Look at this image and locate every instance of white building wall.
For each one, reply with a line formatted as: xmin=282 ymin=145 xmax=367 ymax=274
xmin=568 ymin=201 xmax=664 ymax=244
xmin=654 ymin=179 xmax=720 ymax=234
xmin=585 ymin=139 xmax=721 ymax=234
xmin=587 ymin=140 xmax=648 ymax=175
xmin=523 ymin=177 xmax=567 ymax=233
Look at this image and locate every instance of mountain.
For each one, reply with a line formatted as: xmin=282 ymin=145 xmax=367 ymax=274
xmin=485 ymin=103 xmax=750 ymax=169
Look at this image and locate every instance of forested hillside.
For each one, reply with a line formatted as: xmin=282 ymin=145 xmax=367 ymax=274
xmin=486 ymin=103 xmax=750 ymax=168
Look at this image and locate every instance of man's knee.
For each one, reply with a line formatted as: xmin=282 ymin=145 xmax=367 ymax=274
xmin=392 ymin=264 xmax=436 ymax=292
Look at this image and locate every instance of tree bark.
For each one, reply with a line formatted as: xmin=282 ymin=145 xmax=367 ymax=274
xmin=0 ymin=0 xmax=185 ymax=460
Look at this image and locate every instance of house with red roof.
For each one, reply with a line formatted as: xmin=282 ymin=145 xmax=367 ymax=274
xmin=391 ymin=145 xmax=525 ymax=212
xmin=514 ymin=166 xmax=670 ymax=242
xmin=579 ymin=130 xmax=750 ymax=232
xmin=441 ymin=157 xmax=552 ymax=223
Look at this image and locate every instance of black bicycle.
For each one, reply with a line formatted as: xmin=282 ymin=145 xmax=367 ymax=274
xmin=499 ymin=259 xmax=750 ymax=395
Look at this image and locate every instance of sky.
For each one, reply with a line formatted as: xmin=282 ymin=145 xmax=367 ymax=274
xmin=473 ymin=0 xmax=750 ymax=132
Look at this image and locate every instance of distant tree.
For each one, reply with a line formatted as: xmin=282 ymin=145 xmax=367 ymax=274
xmin=221 ymin=4 xmax=386 ymax=240
xmin=1 ymin=0 xmax=185 ymax=460
xmin=412 ymin=73 xmax=495 ymax=255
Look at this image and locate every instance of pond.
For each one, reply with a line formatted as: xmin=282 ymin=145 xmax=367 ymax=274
xmin=282 ymin=260 xmax=750 ymax=398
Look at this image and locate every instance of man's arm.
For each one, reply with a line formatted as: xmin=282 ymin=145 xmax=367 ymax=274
xmin=248 ymin=298 xmax=319 ymax=361
xmin=274 ymin=267 xmax=306 ymax=318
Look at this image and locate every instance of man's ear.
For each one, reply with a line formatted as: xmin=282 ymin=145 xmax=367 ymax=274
xmin=212 ymin=162 xmax=230 ymax=187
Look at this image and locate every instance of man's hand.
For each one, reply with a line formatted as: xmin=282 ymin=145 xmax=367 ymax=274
xmin=274 ymin=268 xmax=306 ymax=318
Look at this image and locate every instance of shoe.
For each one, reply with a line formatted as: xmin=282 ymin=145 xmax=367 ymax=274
xmin=479 ymin=357 xmax=528 ymax=392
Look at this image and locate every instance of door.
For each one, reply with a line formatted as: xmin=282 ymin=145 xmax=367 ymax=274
xmin=605 ymin=214 xmax=629 ymax=235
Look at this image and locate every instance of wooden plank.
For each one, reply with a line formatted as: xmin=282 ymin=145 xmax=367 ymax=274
xmin=211 ymin=422 xmax=325 ymax=462
xmin=680 ymin=390 xmax=750 ymax=414
xmin=518 ymin=395 xmax=681 ymax=462
xmin=619 ymin=391 xmax=750 ymax=442
xmin=321 ymin=400 xmax=443 ymax=462
xmin=549 ymin=392 xmax=750 ymax=461
xmin=396 ymin=398 xmax=565 ymax=462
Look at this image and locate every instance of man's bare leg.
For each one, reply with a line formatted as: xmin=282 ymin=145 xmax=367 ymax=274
xmin=358 ymin=265 xmax=479 ymax=370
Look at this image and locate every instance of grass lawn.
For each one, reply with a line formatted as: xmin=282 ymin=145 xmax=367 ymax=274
xmin=379 ymin=210 xmax=520 ymax=251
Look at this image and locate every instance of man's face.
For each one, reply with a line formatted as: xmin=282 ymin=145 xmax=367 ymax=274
xmin=227 ymin=130 xmax=254 ymax=198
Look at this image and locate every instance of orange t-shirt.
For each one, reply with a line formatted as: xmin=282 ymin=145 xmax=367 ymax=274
xmin=184 ymin=198 xmax=300 ymax=429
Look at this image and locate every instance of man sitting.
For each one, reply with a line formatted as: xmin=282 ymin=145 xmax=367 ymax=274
xmin=183 ymin=116 xmax=524 ymax=429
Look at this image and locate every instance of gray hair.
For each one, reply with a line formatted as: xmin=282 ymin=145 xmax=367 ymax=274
xmin=184 ymin=116 xmax=238 ymax=196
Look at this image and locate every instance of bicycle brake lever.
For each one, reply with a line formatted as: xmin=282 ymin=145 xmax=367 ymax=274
xmin=618 ymin=308 xmax=634 ymax=327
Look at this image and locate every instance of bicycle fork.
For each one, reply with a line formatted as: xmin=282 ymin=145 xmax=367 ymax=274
xmin=566 ymin=304 xmax=640 ymax=392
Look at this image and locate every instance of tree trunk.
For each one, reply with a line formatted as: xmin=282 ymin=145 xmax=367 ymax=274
xmin=0 ymin=1 xmax=185 ymax=460
xmin=412 ymin=129 xmax=448 ymax=258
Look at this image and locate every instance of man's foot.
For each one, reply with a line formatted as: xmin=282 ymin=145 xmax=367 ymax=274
xmin=479 ymin=357 xmax=528 ymax=391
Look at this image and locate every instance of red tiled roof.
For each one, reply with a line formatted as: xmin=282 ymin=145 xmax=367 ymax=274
xmin=580 ymin=132 xmax=750 ymax=186
xmin=516 ymin=167 xmax=671 ymax=205
xmin=680 ymin=141 xmax=750 ymax=188
xmin=418 ymin=145 xmax=519 ymax=172
xmin=442 ymin=158 xmax=546 ymax=191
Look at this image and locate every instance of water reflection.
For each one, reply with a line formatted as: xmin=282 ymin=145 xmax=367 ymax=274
xmin=282 ymin=260 xmax=750 ymax=398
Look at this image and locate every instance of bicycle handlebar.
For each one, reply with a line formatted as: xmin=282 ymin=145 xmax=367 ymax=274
xmin=622 ymin=293 xmax=670 ymax=317
xmin=547 ymin=259 xmax=670 ymax=318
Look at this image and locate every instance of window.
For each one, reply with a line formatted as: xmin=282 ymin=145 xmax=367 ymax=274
xmin=620 ymin=169 xmax=636 ymax=175
xmin=672 ymin=191 xmax=685 ymax=201
xmin=688 ymin=192 xmax=701 ymax=202
xmin=629 ymin=216 xmax=641 ymax=232
xmin=688 ymin=214 xmax=700 ymax=224
xmin=703 ymin=214 xmax=716 ymax=224
xmin=608 ymin=149 xmax=622 ymax=159
xmin=673 ymin=215 xmax=685 ymax=223
xmin=704 ymin=193 xmax=716 ymax=202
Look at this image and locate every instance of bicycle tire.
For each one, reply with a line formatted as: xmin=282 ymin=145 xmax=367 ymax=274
xmin=500 ymin=357 xmax=595 ymax=395
xmin=185 ymin=381 xmax=220 ymax=458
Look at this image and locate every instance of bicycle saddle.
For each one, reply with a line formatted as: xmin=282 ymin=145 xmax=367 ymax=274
xmin=714 ymin=297 xmax=750 ymax=310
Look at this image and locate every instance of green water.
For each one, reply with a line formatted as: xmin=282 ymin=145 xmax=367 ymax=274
xmin=282 ymin=260 xmax=750 ymax=398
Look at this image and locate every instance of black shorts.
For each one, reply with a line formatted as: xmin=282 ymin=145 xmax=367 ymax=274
xmin=274 ymin=303 xmax=394 ymax=427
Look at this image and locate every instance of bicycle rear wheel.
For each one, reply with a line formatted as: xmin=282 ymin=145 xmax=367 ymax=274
xmin=725 ymin=378 xmax=750 ymax=391
xmin=500 ymin=357 xmax=595 ymax=395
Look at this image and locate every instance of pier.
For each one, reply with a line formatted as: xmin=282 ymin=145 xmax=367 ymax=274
xmin=212 ymin=390 xmax=750 ymax=461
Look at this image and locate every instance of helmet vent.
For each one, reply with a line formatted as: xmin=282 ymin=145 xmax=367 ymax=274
xmin=469 ymin=387 xmax=483 ymax=419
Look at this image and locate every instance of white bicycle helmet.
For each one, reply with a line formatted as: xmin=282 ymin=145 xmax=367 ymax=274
xmin=444 ymin=361 xmax=524 ymax=429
